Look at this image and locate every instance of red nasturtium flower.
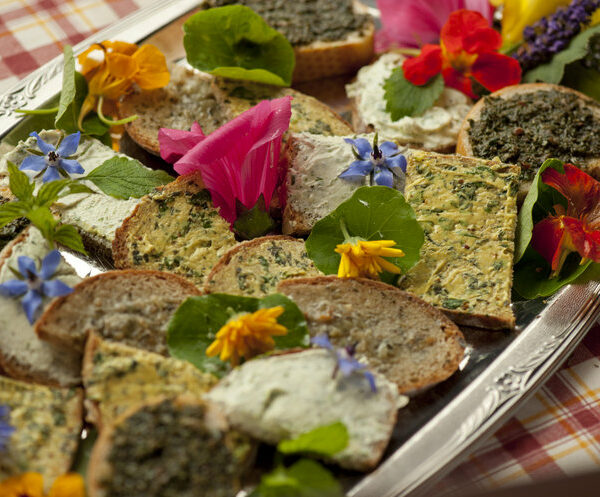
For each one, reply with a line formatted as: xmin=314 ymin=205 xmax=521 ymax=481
xmin=531 ymin=164 xmax=600 ymax=274
xmin=402 ymin=10 xmax=522 ymax=99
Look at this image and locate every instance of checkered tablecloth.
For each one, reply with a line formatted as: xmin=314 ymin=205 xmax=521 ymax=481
xmin=2 ymin=0 xmax=600 ymax=493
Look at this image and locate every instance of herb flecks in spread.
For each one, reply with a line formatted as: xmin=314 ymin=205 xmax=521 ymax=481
xmin=468 ymin=90 xmax=600 ymax=181
xmin=0 ymin=405 xmax=14 ymax=452
xmin=0 ymin=472 xmax=85 ymax=497
xmin=21 ymin=132 xmax=84 ymax=183
xmin=206 ymin=306 xmax=288 ymax=366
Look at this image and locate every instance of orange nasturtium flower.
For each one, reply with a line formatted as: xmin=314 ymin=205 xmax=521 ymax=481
xmin=531 ymin=164 xmax=600 ymax=275
xmin=335 ymin=239 xmax=405 ymax=279
xmin=206 ymin=306 xmax=288 ymax=366
xmin=0 ymin=472 xmax=85 ymax=497
xmin=77 ymin=40 xmax=170 ymax=130
xmin=403 ymin=9 xmax=522 ymax=99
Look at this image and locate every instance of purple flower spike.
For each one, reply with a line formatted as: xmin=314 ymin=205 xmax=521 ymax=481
xmin=0 ymin=250 xmax=73 ymax=324
xmin=0 ymin=405 xmax=14 ymax=452
xmin=20 ymin=131 xmax=85 ymax=183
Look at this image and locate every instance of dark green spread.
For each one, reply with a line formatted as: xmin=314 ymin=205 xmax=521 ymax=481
xmin=102 ymin=400 xmax=243 ymax=497
xmin=209 ymin=0 xmax=369 ymax=45
xmin=468 ymin=90 xmax=600 ymax=181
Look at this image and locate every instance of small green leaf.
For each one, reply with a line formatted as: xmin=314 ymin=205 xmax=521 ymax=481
xmin=26 ymin=206 xmax=58 ymax=244
xmin=36 ymin=179 xmax=72 ymax=207
xmin=277 ymin=422 xmax=349 ymax=457
xmin=305 ymin=186 xmax=424 ymax=277
xmin=167 ymin=293 xmax=309 ymax=378
xmin=184 ymin=5 xmax=295 ymax=87
xmin=55 ymin=45 xmax=77 ymax=126
xmin=84 ymin=157 xmax=174 ymax=199
xmin=0 ymin=202 xmax=28 ymax=228
xmin=7 ymin=161 xmax=34 ymax=202
xmin=384 ymin=68 xmax=444 ymax=120
xmin=233 ymin=195 xmax=277 ymax=240
xmin=257 ymin=459 xmax=343 ymax=497
xmin=53 ymin=224 xmax=87 ymax=255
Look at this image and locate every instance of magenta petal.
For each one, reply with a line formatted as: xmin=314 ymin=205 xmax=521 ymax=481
xmin=158 ymin=123 xmax=206 ymax=164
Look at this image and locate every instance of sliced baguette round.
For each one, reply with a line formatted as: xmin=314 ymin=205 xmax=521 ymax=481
xmin=277 ymin=276 xmax=465 ymax=394
xmin=35 ymin=270 xmax=201 ymax=356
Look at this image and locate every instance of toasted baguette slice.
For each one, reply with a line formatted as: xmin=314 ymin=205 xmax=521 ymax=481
xmin=113 ymin=173 xmax=237 ymax=287
xmin=206 ymin=348 xmax=404 ymax=472
xmin=0 ymin=376 xmax=83 ymax=487
xmin=204 ymin=235 xmax=321 ymax=297
xmin=0 ymin=228 xmax=82 ymax=387
xmin=277 ymin=276 xmax=465 ymax=394
xmin=456 ymin=83 xmax=600 ymax=199
xmin=35 ymin=270 xmax=200 ymax=356
xmin=82 ymin=334 xmax=217 ymax=430
xmin=88 ymin=396 xmax=253 ymax=497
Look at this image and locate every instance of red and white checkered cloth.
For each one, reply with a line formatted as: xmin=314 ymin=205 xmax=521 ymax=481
xmin=2 ymin=0 xmax=600 ymax=492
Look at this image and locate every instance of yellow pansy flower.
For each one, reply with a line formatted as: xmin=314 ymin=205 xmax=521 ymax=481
xmin=335 ymin=239 xmax=405 ymax=280
xmin=206 ymin=306 xmax=288 ymax=366
xmin=0 ymin=473 xmax=85 ymax=497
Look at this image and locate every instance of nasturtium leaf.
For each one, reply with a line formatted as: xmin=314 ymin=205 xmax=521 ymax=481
xmin=183 ymin=5 xmax=295 ymax=87
xmin=305 ymin=186 xmax=424 ymax=277
xmin=167 ymin=293 xmax=309 ymax=377
xmin=6 ymin=161 xmax=34 ymax=202
xmin=257 ymin=459 xmax=343 ymax=497
xmin=84 ymin=157 xmax=174 ymax=199
xmin=561 ymin=61 xmax=600 ymax=102
xmin=53 ymin=224 xmax=87 ymax=255
xmin=277 ymin=422 xmax=349 ymax=457
xmin=384 ymin=68 xmax=444 ymax=121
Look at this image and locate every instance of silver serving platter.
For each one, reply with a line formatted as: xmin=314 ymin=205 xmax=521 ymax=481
xmin=1 ymin=2 xmax=600 ymax=496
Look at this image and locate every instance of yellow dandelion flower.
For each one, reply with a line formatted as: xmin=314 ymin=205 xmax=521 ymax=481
xmin=206 ymin=306 xmax=288 ymax=366
xmin=0 ymin=472 xmax=85 ymax=497
xmin=335 ymin=239 xmax=405 ymax=280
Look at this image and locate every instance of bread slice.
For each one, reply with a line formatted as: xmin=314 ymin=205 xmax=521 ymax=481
xmin=206 ymin=348 xmax=403 ymax=472
xmin=277 ymin=276 xmax=465 ymax=394
xmin=204 ymin=235 xmax=321 ymax=297
xmin=346 ymin=52 xmax=472 ymax=153
xmin=82 ymin=333 xmax=217 ymax=430
xmin=0 ymin=227 xmax=82 ymax=387
xmin=88 ymin=396 xmax=253 ymax=497
xmin=35 ymin=270 xmax=201 ymax=356
xmin=456 ymin=83 xmax=600 ymax=199
xmin=401 ymin=151 xmax=519 ymax=329
xmin=113 ymin=173 xmax=237 ymax=287
xmin=0 ymin=375 xmax=83 ymax=487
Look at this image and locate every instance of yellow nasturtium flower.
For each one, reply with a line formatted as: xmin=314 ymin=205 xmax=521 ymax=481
xmin=500 ymin=0 xmax=572 ymax=46
xmin=335 ymin=239 xmax=405 ymax=280
xmin=0 ymin=472 xmax=85 ymax=497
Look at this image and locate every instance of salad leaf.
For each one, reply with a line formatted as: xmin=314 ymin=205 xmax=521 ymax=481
xmin=183 ymin=5 xmax=295 ymax=87
xmin=384 ymin=68 xmax=444 ymax=121
xmin=277 ymin=422 xmax=349 ymax=457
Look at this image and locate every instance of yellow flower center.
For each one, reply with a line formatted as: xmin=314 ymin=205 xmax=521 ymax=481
xmin=206 ymin=306 xmax=288 ymax=366
xmin=335 ymin=239 xmax=405 ymax=280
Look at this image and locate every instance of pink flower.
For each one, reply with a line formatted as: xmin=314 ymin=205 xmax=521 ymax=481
xmin=159 ymin=96 xmax=292 ymax=225
xmin=375 ymin=0 xmax=495 ymax=52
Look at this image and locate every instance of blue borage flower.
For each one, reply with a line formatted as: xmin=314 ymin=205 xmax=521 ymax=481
xmin=340 ymin=135 xmax=407 ymax=188
xmin=0 ymin=251 xmax=73 ymax=324
xmin=0 ymin=405 xmax=14 ymax=452
xmin=20 ymin=131 xmax=85 ymax=183
xmin=311 ymin=334 xmax=377 ymax=392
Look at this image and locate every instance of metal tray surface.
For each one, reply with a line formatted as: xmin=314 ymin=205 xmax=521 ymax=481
xmin=1 ymin=2 xmax=600 ymax=496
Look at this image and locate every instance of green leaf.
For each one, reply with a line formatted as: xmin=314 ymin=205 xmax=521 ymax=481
xmin=233 ymin=195 xmax=277 ymax=240
xmin=84 ymin=157 xmax=174 ymax=199
xmin=53 ymin=224 xmax=87 ymax=255
xmin=0 ymin=202 xmax=28 ymax=228
xmin=36 ymin=179 xmax=72 ymax=207
xmin=384 ymin=68 xmax=444 ymax=120
xmin=6 ymin=161 xmax=34 ymax=202
xmin=167 ymin=293 xmax=309 ymax=378
xmin=277 ymin=422 xmax=349 ymax=457
xmin=562 ymin=61 xmax=600 ymax=102
xmin=26 ymin=206 xmax=58 ymax=243
xmin=524 ymin=25 xmax=600 ymax=84
xmin=55 ymin=45 xmax=76 ymax=126
xmin=305 ymin=186 xmax=424 ymax=276
xmin=184 ymin=5 xmax=295 ymax=87
xmin=257 ymin=459 xmax=343 ymax=497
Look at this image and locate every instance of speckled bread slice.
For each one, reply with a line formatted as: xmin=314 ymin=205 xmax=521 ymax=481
xmin=88 ymin=396 xmax=254 ymax=497
xmin=117 ymin=65 xmax=230 ymax=156
xmin=35 ymin=270 xmax=201 ymax=356
xmin=204 ymin=235 xmax=321 ymax=297
xmin=0 ymin=228 xmax=82 ymax=387
xmin=0 ymin=375 xmax=83 ymax=487
xmin=206 ymin=348 xmax=404 ymax=472
xmin=112 ymin=173 xmax=237 ymax=287
xmin=401 ymin=151 xmax=519 ymax=329
xmin=277 ymin=276 xmax=465 ymax=394
xmin=456 ymin=83 xmax=600 ymax=199
xmin=82 ymin=333 xmax=217 ymax=430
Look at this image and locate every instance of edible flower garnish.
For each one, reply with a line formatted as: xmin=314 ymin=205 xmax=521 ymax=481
xmin=311 ymin=334 xmax=377 ymax=392
xmin=159 ymin=96 xmax=292 ymax=225
xmin=0 ymin=405 xmax=14 ymax=452
xmin=77 ymin=40 xmax=170 ymax=129
xmin=206 ymin=306 xmax=288 ymax=366
xmin=403 ymin=9 xmax=522 ymax=98
xmin=0 ymin=472 xmax=85 ymax=497
xmin=0 ymin=251 xmax=73 ymax=324
xmin=20 ymin=132 xmax=84 ymax=183
xmin=340 ymin=135 xmax=407 ymax=188
xmin=375 ymin=0 xmax=495 ymax=52
xmin=531 ymin=163 xmax=600 ymax=275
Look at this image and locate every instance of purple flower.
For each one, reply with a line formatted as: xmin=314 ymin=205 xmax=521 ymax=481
xmin=340 ymin=136 xmax=407 ymax=189
xmin=20 ymin=131 xmax=85 ymax=183
xmin=0 ymin=250 xmax=73 ymax=324
xmin=311 ymin=334 xmax=377 ymax=392
xmin=0 ymin=405 xmax=14 ymax=452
